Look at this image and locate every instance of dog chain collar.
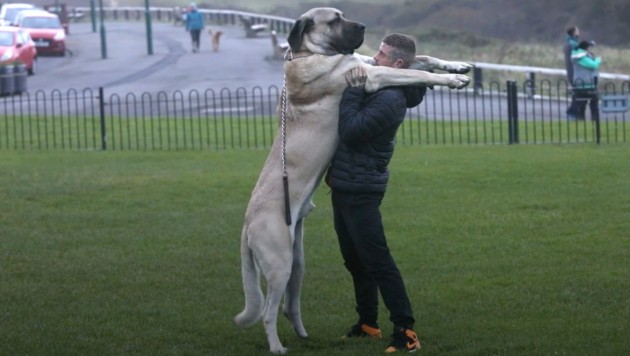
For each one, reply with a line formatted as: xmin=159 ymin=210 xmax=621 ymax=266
xmin=281 ymin=75 xmax=292 ymax=226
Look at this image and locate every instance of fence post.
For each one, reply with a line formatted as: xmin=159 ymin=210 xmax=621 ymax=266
xmin=507 ymin=80 xmax=519 ymax=144
xmin=99 ymin=86 xmax=107 ymax=150
xmin=595 ymin=109 xmax=601 ymax=144
xmin=526 ymin=72 xmax=536 ymax=98
xmin=473 ymin=67 xmax=483 ymax=95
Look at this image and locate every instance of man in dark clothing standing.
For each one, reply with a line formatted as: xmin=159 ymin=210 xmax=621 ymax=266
xmin=326 ymin=33 xmax=425 ymax=353
xmin=564 ymin=26 xmax=581 ymax=119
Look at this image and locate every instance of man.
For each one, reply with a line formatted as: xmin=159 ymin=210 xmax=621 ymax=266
xmin=184 ymin=3 xmax=204 ymax=53
xmin=564 ymin=26 xmax=581 ymax=119
xmin=567 ymin=40 xmax=601 ymax=121
xmin=326 ymin=33 xmax=425 ymax=353
xmin=564 ymin=26 xmax=580 ymax=84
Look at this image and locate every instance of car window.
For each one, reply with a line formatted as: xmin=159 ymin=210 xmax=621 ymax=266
xmin=20 ymin=16 xmax=62 ymax=29
xmin=0 ymin=31 xmax=14 ymax=46
xmin=5 ymin=7 xmax=33 ymax=22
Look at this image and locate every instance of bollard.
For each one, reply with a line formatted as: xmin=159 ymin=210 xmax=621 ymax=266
xmin=13 ymin=63 xmax=27 ymax=94
xmin=0 ymin=64 xmax=15 ymax=96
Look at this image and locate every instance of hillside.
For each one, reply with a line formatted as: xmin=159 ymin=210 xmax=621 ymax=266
xmin=273 ymin=0 xmax=630 ymax=47
xmin=27 ymin=0 xmax=629 ymax=47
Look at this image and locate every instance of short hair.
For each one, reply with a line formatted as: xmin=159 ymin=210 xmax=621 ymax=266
xmin=578 ymin=40 xmax=594 ymax=50
xmin=382 ymin=33 xmax=416 ymax=68
xmin=566 ymin=26 xmax=578 ymax=36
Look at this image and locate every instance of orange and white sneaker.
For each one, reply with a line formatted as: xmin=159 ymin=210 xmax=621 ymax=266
xmin=384 ymin=327 xmax=421 ymax=353
xmin=341 ymin=323 xmax=383 ymax=339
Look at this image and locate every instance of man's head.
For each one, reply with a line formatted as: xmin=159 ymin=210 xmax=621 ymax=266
xmin=567 ymin=26 xmax=580 ymax=38
xmin=373 ymin=33 xmax=416 ymax=68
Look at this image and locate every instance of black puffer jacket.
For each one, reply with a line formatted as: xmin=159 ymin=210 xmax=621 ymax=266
xmin=326 ymin=84 xmax=426 ymax=193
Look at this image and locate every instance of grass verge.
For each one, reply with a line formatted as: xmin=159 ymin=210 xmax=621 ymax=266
xmin=1 ymin=145 xmax=629 ymax=355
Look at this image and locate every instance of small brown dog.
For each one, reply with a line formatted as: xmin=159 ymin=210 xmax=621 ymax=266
xmin=207 ymin=29 xmax=223 ymax=52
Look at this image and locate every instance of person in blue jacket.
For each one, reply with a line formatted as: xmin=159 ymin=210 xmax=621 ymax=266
xmin=567 ymin=40 xmax=601 ymax=121
xmin=326 ymin=33 xmax=425 ymax=353
xmin=184 ymin=3 xmax=204 ymax=53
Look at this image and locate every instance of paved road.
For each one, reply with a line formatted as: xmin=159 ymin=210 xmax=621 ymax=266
xmin=28 ymin=21 xmax=285 ymax=94
xmin=22 ymin=21 xmax=592 ymax=122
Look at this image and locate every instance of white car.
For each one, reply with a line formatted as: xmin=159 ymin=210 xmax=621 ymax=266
xmin=0 ymin=3 xmax=36 ymax=26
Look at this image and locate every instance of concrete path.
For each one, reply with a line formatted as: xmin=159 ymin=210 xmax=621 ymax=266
xmin=28 ymin=21 xmax=285 ymax=94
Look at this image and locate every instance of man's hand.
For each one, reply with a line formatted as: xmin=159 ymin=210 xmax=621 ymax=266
xmin=345 ymin=66 xmax=368 ymax=87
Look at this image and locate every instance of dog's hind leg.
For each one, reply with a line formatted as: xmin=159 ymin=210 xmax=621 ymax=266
xmin=234 ymin=226 xmax=265 ymax=328
xmin=252 ymin=218 xmax=293 ymax=354
xmin=283 ymin=217 xmax=308 ymax=338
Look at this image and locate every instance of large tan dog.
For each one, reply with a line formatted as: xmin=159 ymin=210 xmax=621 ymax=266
xmin=234 ymin=7 xmax=472 ymax=354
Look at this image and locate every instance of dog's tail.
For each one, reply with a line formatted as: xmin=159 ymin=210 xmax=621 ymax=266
xmin=233 ymin=226 xmax=264 ymax=328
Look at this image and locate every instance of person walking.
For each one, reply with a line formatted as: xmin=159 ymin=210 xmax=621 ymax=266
xmin=564 ymin=26 xmax=581 ymax=119
xmin=566 ymin=40 xmax=601 ymax=121
xmin=326 ymin=33 xmax=425 ymax=353
xmin=184 ymin=3 xmax=204 ymax=53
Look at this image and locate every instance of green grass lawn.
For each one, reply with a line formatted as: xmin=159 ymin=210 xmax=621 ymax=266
xmin=1 ymin=145 xmax=629 ymax=355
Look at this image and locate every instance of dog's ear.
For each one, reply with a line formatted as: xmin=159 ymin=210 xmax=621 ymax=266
xmin=288 ymin=18 xmax=312 ymax=52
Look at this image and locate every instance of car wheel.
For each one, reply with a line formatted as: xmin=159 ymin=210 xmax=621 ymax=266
xmin=28 ymin=58 xmax=37 ymax=75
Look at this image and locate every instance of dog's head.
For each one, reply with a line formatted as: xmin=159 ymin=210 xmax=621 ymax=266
xmin=287 ymin=7 xmax=365 ymax=55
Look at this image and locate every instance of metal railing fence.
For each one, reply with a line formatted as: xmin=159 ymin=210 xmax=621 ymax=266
xmin=1 ymin=80 xmax=628 ymax=151
xmin=74 ymin=6 xmax=297 ymax=35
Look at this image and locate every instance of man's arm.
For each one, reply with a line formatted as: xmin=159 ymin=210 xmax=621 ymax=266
xmin=339 ymin=68 xmax=406 ymax=143
xmin=578 ymin=56 xmax=601 ymax=70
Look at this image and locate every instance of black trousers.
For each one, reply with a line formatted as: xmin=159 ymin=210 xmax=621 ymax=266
xmin=567 ymin=89 xmax=600 ymax=121
xmin=190 ymin=29 xmax=201 ymax=49
xmin=331 ymin=189 xmax=415 ymax=329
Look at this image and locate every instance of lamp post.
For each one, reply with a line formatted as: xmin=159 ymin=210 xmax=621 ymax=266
xmin=54 ymin=0 xmax=60 ymax=18
xmin=144 ymin=0 xmax=153 ymax=55
xmin=89 ymin=0 xmax=96 ymax=33
xmin=98 ymin=0 xmax=107 ymax=59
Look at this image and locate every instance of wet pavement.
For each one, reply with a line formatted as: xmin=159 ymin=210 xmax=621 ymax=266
xmin=28 ymin=21 xmax=285 ymax=94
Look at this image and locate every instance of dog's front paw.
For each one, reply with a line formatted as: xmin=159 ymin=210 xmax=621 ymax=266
xmin=444 ymin=61 xmax=474 ymax=74
xmin=446 ymin=74 xmax=471 ymax=89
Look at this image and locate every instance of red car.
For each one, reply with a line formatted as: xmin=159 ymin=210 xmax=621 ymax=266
xmin=14 ymin=9 xmax=65 ymax=56
xmin=0 ymin=25 xmax=37 ymax=74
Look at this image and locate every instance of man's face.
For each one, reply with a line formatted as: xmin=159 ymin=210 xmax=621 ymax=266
xmin=373 ymin=42 xmax=404 ymax=68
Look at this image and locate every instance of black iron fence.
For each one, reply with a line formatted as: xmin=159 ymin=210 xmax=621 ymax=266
xmin=1 ymin=80 xmax=629 ymax=151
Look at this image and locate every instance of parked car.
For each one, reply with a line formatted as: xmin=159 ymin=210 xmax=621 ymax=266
xmin=42 ymin=4 xmax=69 ymax=34
xmin=0 ymin=25 xmax=37 ymax=74
xmin=14 ymin=9 xmax=65 ymax=56
xmin=0 ymin=3 xmax=36 ymax=26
